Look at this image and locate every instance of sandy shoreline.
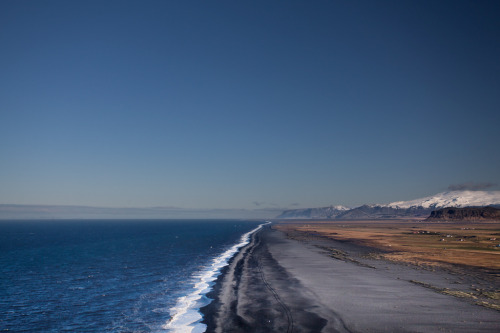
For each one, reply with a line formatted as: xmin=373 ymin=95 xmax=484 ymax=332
xmin=201 ymin=225 xmax=500 ymax=332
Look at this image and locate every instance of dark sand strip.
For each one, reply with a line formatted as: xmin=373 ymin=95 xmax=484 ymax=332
xmin=201 ymin=225 xmax=500 ymax=332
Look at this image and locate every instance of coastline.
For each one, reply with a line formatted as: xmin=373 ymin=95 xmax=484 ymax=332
xmin=165 ymin=221 xmax=265 ymax=332
xmin=201 ymin=224 xmax=500 ymax=332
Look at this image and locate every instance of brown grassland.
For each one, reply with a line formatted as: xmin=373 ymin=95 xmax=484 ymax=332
xmin=275 ymin=219 xmax=500 ymax=271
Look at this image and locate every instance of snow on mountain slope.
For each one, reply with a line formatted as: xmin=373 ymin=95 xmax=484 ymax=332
xmin=386 ymin=191 xmax=500 ymax=209
xmin=277 ymin=205 xmax=350 ymax=219
xmin=329 ymin=205 xmax=351 ymax=211
xmin=276 ymin=191 xmax=500 ymax=219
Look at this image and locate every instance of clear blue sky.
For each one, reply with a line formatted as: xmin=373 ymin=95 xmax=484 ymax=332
xmin=1 ymin=0 xmax=499 ymax=211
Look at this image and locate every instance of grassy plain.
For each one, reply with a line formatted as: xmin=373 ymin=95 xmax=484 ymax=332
xmin=275 ymin=220 xmax=500 ymax=271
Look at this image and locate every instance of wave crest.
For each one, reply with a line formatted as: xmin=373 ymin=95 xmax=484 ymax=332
xmin=163 ymin=222 xmax=268 ymax=332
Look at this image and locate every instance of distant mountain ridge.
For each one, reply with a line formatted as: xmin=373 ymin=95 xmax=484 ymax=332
xmin=278 ymin=205 xmax=350 ymax=219
xmin=276 ymin=191 xmax=500 ymax=219
xmin=385 ymin=191 xmax=500 ymax=209
xmin=427 ymin=206 xmax=500 ymax=221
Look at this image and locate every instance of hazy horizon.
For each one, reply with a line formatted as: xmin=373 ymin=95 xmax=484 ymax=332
xmin=0 ymin=203 xmax=282 ymax=220
xmin=2 ymin=189 xmax=500 ymax=220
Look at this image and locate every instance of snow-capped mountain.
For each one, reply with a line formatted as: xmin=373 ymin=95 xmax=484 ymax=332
xmin=385 ymin=191 xmax=500 ymax=209
xmin=276 ymin=191 xmax=500 ymax=219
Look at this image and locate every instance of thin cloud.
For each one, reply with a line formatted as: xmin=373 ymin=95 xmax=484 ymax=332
xmin=253 ymin=201 xmax=279 ymax=207
xmin=448 ymin=182 xmax=497 ymax=191
xmin=0 ymin=204 xmax=278 ymax=219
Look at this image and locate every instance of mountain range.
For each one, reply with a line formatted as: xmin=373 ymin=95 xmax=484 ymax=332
xmin=276 ymin=191 xmax=500 ymax=219
xmin=426 ymin=206 xmax=500 ymax=221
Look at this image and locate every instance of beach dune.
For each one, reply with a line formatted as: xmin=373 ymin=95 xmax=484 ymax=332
xmin=202 ymin=225 xmax=500 ymax=332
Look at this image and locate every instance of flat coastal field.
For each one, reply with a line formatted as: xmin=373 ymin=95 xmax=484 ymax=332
xmin=202 ymin=222 xmax=500 ymax=332
xmin=275 ymin=220 xmax=500 ymax=310
xmin=274 ymin=219 xmax=500 ymax=271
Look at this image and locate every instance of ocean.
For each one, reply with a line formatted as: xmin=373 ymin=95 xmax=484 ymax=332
xmin=0 ymin=219 xmax=264 ymax=332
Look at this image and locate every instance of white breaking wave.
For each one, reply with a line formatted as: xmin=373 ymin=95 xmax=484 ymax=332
xmin=163 ymin=221 xmax=269 ymax=333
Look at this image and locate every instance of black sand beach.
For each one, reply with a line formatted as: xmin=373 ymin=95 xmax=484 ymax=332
xmin=201 ymin=225 xmax=500 ymax=332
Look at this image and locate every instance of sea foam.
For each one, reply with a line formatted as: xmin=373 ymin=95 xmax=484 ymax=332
xmin=163 ymin=222 xmax=269 ymax=333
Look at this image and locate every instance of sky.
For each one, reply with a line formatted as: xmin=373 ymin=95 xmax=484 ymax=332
xmin=1 ymin=0 xmax=499 ymax=217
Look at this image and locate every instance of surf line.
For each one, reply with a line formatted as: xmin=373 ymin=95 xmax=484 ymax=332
xmin=163 ymin=221 xmax=271 ymax=333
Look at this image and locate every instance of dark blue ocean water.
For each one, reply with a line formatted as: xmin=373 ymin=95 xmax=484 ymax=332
xmin=0 ymin=219 xmax=263 ymax=332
